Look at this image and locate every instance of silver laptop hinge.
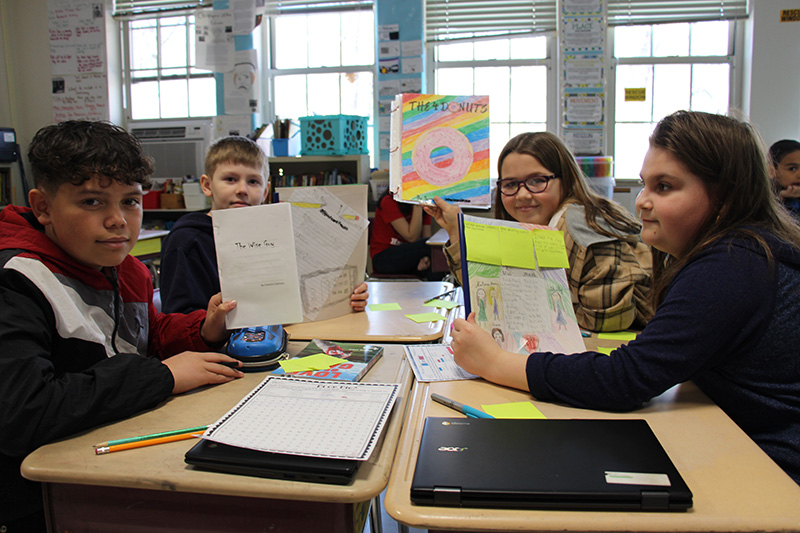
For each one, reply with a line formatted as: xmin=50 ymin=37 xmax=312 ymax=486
xmin=433 ymin=486 xmax=462 ymax=506
xmin=641 ymin=490 xmax=670 ymax=510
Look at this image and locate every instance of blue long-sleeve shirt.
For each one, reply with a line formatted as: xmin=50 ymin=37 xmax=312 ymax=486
xmin=527 ymin=230 xmax=800 ymax=485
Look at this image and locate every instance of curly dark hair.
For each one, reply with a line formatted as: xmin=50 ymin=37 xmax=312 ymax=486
xmin=28 ymin=120 xmax=153 ymax=192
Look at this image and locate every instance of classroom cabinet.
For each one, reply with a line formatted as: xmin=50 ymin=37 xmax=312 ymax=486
xmin=269 ymin=154 xmax=370 ymax=188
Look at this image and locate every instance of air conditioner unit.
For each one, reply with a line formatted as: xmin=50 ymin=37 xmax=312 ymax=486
xmin=130 ymin=119 xmax=212 ymax=180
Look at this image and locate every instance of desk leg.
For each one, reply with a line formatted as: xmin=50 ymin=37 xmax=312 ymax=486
xmin=369 ymin=494 xmax=383 ymax=533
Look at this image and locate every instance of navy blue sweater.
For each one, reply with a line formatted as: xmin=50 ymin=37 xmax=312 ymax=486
xmin=527 ymin=230 xmax=800 ymax=485
xmin=160 ymin=212 xmax=219 ymax=314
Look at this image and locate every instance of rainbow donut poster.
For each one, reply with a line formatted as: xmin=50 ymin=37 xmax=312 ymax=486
xmin=390 ymin=94 xmax=491 ymax=208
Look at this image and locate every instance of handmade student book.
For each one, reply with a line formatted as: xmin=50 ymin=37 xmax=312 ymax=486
xmin=272 ymin=339 xmax=384 ymax=382
xmin=390 ymin=94 xmax=491 ymax=207
xmin=458 ymin=213 xmax=585 ymax=354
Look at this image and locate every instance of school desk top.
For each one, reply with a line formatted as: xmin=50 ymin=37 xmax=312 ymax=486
xmin=21 ymin=343 xmax=414 ymax=532
xmin=285 ymin=280 xmax=455 ymax=342
xmin=384 ymin=335 xmax=800 ymax=533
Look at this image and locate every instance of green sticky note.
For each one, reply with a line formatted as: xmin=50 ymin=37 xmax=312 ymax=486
xmin=405 ymin=312 xmax=447 ymax=323
xmin=597 ymin=347 xmax=614 ymax=356
xmin=280 ymin=353 xmax=343 ymax=373
xmin=533 ymin=229 xmax=569 ymax=268
xmin=481 ymin=402 xmax=546 ymax=419
xmin=368 ymin=302 xmax=402 ymax=311
xmin=423 ymin=299 xmax=460 ymax=310
xmin=464 ymin=221 xmax=502 ymax=265
xmin=597 ymin=332 xmax=637 ymax=341
xmin=499 ymin=226 xmax=536 ymax=269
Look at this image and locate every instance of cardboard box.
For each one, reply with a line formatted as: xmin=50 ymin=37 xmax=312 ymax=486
xmin=160 ymin=193 xmax=185 ymax=209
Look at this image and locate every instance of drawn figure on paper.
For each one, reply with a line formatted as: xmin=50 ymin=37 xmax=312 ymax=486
xmin=491 ymin=328 xmax=505 ymax=348
xmin=490 ymin=288 xmax=500 ymax=321
xmin=412 ymin=127 xmax=474 ymax=187
xmin=551 ymin=291 xmax=568 ymax=330
xmin=476 ymin=288 xmax=488 ymax=325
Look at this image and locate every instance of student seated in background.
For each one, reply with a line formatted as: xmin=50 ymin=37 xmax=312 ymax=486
xmin=0 ymin=121 xmax=244 ymax=532
xmin=768 ymin=139 xmax=800 ymax=218
xmin=159 ymin=136 xmax=369 ymax=314
xmin=450 ymin=111 xmax=800 ymax=487
xmin=370 ymin=190 xmax=438 ymax=279
xmin=424 ymin=132 xmax=652 ymax=332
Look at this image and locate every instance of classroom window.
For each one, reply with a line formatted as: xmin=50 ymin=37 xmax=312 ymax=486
xmin=267 ymin=10 xmax=375 ymax=160
xmin=123 ymin=15 xmax=216 ymax=120
xmin=434 ymin=35 xmax=552 ymax=179
xmin=612 ymin=20 xmax=734 ymax=181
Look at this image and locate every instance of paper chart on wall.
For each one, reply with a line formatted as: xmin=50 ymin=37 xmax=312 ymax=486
xmin=390 ymin=94 xmax=491 ymax=208
xmin=459 ymin=214 xmax=586 ymax=355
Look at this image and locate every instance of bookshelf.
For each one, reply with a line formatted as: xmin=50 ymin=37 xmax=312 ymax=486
xmin=269 ymin=154 xmax=370 ymax=188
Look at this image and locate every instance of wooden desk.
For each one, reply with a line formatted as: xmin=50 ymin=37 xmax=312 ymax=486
xmin=21 ymin=343 xmax=414 ymax=533
xmin=285 ymin=280 xmax=455 ymax=343
xmin=384 ymin=336 xmax=800 ymax=533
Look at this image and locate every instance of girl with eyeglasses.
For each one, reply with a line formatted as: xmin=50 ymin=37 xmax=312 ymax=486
xmin=449 ymin=111 xmax=800 ymax=486
xmin=424 ymin=131 xmax=652 ymax=332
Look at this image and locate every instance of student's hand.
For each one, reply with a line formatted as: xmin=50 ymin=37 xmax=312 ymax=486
xmin=450 ymin=312 xmax=530 ymax=392
xmin=350 ymin=281 xmax=369 ymax=312
xmin=780 ymin=185 xmax=800 ymax=198
xmin=163 ymin=351 xmax=244 ymax=394
xmin=423 ymin=196 xmax=462 ymax=242
xmin=201 ymin=293 xmax=237 ymax=345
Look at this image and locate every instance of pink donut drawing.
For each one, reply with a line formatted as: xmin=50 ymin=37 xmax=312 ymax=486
xmin=411 ymin=127 xmax=474 ymax=186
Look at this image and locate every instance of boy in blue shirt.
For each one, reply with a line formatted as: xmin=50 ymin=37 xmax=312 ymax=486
xmin=0 ymin=121 xmax=244 ymax=531
xmin=160 ymin=136 xmax=368 ymax=314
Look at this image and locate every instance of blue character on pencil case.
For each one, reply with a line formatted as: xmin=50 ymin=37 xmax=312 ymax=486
xmin=227 ymin=325 xmax=289 ymax=370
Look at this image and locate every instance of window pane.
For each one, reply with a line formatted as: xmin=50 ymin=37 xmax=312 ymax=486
xmin=653 ymin=64 xmax=690 ymax=120
xmin=691 ymin=21 xmax=729 ymax=56
xmin=475 ymin=38 xmax=509 ymax=61
xmin=653 ymin=23 xmax=688 ymax=57
xmin=691 ymin=64 xmax=729 ymax=114
xmin=614 ymin=123 xmax=655 ymax=181
xmin=510 ymin=66 xmax=546 ymax=123
xmin=616 ymin=64 xmax=653 ymax=122
xmin=341 ymin=72 xmax=373 ymax=119
xmin=476 ymin=66 xmax=509 ymax=122
xmin=131 ymin=26 xmax=158 ymax=70
xmin=437 ymin=41 xmax=473 ymax=62
xmin=274 ymin=74 xmax=307 ymax=119
xmin=189 ymin=77 xmax=216 ymax=118
xmin=510 ymin=36 xmax=546 ymax=60
xmin=161 ymin=22 xmax=187 ymax=68
xmin=436 ymin=67 xmax=474 ymax=95
xmin=341 ymin=11 xmax=374 ymax=65
xmin=275 ymin=15 xmax=308 ymax=69
xmin=131 ymin=80 xmax=160 ymax=120
xmin=509 ymin=122 xmax=545 ymax=138
xmin=308 ymin=13 xmax=341 ymax=68
xmin=307 ymin=72 xmax=340 ymax=116
xmin=490 ymin=122 xmax=510 ymax=179
xmin=615 ymin=25 xmax=651 ymax=58
xmin=160 ymin=78 xmax=189 ymax=118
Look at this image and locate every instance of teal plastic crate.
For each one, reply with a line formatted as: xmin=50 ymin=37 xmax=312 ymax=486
xmin=299 ymin=115 xmax=368 ymax=155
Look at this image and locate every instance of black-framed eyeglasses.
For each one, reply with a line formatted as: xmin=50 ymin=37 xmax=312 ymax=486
xmin=497 ymin=175 xmax=560 ymax=196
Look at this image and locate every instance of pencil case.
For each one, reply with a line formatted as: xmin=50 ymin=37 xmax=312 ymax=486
xmin=227 ymin=325 xmax=290 ymax=371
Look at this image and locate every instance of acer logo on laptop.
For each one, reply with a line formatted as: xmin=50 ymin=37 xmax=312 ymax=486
xmin=437 ymin=446 xmax=468 ymax=452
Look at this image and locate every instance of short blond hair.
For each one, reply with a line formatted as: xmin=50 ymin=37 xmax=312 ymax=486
xmin=205 ymin=136 xmax=267 ymax=178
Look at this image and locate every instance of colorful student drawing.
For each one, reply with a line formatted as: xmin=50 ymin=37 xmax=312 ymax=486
xmin=390 ymin=94 xmax=491 ymax=207
xmin=459 ymin=214 xmax=586 ymax=355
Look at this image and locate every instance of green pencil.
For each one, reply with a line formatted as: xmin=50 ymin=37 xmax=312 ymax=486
xmin=92 ymin=425 xmax=208 ymax=448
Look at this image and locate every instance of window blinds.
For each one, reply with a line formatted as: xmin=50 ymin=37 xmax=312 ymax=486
xmin=607 ymin=0 xmax=749 ymax=26
xmin=263 ymin=0 xmax=372 ymax=15
xmin=113 ymin=0 xmax=211 ymax=17
xmin=425 ymin=0 xmax=557 ymax=42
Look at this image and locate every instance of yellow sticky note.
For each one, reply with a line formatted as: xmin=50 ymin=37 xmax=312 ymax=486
xmin=597 ymin=347 xmax=614 ymax=356
xmin=533 ymin=229 xmax=569 ymax=268
xmin=423 ymin=299 xmax=460 ymax=310
xmin=280 ymin=353 xmax=344 ymax=373
xmin=499 ymin=226 xmax=536 ymax=269
xmin=464 ymin=221 xmax=502 ymax=265
xmin=597 ymin=332 xmax=637 ymax=341
xmin=368 ymin=302 xmax=402 ymax=311
xmin=481 ymin=402 xmax=546 ymax=419
xmin=405 ymin=312 xmax=446 ymax=323
xmin=290 ymin=202 xmax=323 ymax=209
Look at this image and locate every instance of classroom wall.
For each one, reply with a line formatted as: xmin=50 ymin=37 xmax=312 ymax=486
xmin=0 ymin=0 xmax=798 ymax=202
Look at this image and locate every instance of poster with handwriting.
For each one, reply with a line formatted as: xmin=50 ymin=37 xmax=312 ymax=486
xmin=460 ymin=214 xmax=585 ymax=355
xmin=213 ymin=203 xmax=304 ymax=328
xmin=390 ymin=94 xmax=491 ymax=207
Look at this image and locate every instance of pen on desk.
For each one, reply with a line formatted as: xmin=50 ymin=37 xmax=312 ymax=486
xmin=95 ymin=432 xmax=203 ymax=455
xmin=93 ymin=425 xmax=208 ymax=448
xmin=431 ymin=393 xmax=494 ymax=419
xmin=424 ymin=289 xmax=456 ymax=304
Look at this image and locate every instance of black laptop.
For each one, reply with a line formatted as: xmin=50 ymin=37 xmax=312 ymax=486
xmin=410 ymin=418 xmax=692 ymax=511
xmin=185 ymin=439 xmax=360 ymax=485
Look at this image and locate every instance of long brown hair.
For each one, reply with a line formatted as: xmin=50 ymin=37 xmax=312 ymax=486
xmin=648 ymin=111 xmax=800 ymax=306
xmin=494 ymin=132 xmax=641 ymax=238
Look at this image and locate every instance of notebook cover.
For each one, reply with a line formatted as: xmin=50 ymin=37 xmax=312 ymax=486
xmin=271 ymin=340 xmax=384 ymax=382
